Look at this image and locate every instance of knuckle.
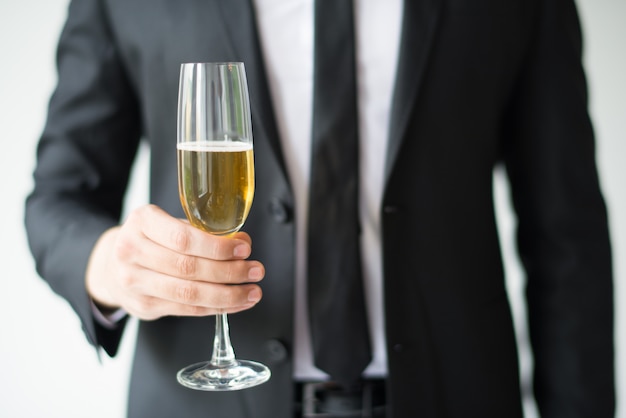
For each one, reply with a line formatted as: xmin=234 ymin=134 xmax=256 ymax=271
xmin=222 ymin=260 xmax=245 ymax=284
xmin=224 ymin=286 xmax=247 ymax=307
xmin=132 ymin=296 xmax=157 ymax=319
xmin=145 ymin=203 xmax=160 ymax=213
xmin=171 ymin=227 xmax=192 ymax=252
xmin=141 ymin=204 xmax=160 ymax=218
xmin=175 ymin=254 xmax=197 ymax=277
xmin=117 ymin=268 xmax=136 ymax=289
xmin=114 ymin=235 xmax=137 ymax=263
xmin=224 ymin=264 xmax=235 ymax=284
xmin=209 ymin=238 xmax=224 ymax=260
xmin=125 ymin=207 xmax=142 ymax=224
xmin=176 ymin=283 xmax=198 ymax=304
xmin=129 ymin=204 xmax=156 ymax=227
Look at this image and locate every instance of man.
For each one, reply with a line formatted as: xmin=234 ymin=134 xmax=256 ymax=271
xmin=25 ymin=0 xmax=614 ymax=417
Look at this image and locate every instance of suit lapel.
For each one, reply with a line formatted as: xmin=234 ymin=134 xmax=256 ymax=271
xmin=216 ymin=0 xmax=443 ymax=191
xmin=385 ymin=0 xmax=443 ymax=182
xmin=216 ymin=0 xmax=288 ymax=177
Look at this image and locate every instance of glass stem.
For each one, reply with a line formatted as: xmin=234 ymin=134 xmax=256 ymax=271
xmin=210 ymin=312 xmax=237 ymax=367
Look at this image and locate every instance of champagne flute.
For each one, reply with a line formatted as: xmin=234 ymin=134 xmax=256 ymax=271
xmin=176 ymin=62 xmax=270 ymax=391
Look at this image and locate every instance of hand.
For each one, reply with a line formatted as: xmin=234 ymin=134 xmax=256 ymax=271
xmin=85 ymin=204 xmax=265 ymax=320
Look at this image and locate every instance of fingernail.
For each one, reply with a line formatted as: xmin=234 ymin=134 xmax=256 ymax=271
xmin=248 ymin=266 xmax=264 ymax=280
xmin=248 ymin=288 xmax=261 ymax=303
xmin=233 ymin=244 xmax=250 ymax=258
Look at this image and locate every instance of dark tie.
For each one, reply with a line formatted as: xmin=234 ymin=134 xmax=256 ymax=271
xmin=307 ymin=0 xmax=372 ymax=387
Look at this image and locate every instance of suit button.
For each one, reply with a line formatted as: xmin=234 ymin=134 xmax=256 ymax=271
xmin=264 ymin=339 xmax=289 ymax=364
xmin=268 ymin=198 xmax=292 ymax=223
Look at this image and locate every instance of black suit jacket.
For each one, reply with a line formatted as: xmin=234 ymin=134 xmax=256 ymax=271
xmin=26 ymin=0 xmax=614 ymax=417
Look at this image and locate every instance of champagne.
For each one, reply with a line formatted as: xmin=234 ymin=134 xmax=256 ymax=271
xmin=177 ymin=140 xmax=254 ymax=235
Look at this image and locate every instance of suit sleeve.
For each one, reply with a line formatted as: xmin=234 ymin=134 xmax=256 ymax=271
xmin=502 ymin=0 xmax=614 ymax=416
xmin=25 ymin=0 xmax=141 ymax=356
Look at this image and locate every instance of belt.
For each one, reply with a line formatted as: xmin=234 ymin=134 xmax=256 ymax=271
xmin=295 ymin=379 xmax=387 ymax=418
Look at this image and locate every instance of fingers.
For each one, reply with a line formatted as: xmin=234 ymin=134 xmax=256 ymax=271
xmin=131 ymin=205 xmax=252 ymax=260
xmin=117 ymin=226 xmax=264 ymax=285
xmin=121 ymin=274 xmax=263 ymax=320
xmin=95 ymin=204 xmax=266 ymax=321
xmin=122 ymin=297 xmax=259 ymax=321
xmin=119 ymin=205 xmax=263 ymax=284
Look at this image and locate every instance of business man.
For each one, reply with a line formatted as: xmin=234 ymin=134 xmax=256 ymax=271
xmin=26 ymin=0 xmax=614 ymax=417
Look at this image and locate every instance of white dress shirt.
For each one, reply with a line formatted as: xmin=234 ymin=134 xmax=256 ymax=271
xmin=254 ymin=0 xmax=403 ymax=380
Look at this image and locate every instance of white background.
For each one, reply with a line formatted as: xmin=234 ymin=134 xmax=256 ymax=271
xmin=0 ymin=1 xmax=624 ymax=417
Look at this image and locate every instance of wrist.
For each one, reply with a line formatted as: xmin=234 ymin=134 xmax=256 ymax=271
xmin=85 ymin=226 xmax=121 ymax=309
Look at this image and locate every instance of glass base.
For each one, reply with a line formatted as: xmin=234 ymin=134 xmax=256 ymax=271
xmin=177 ymin=360 xmax=271 ymax=391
